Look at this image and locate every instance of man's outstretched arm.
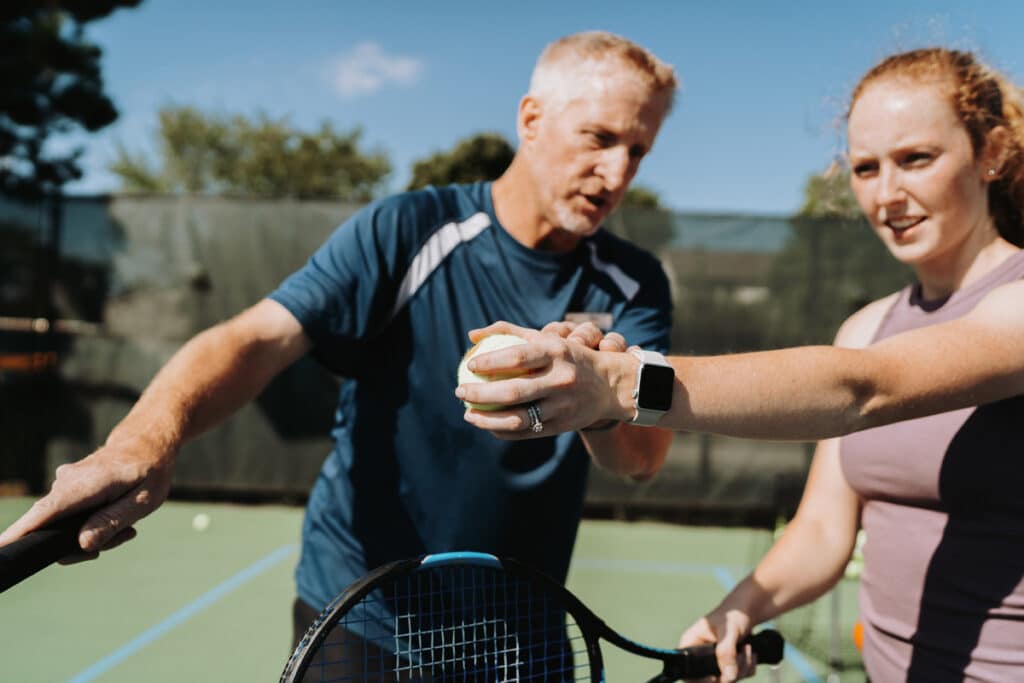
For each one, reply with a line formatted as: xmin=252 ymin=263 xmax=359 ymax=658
xmin=0 ymin=299 xmax=312 ymax=555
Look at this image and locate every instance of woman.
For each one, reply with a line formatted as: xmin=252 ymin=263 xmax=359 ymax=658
xmin=456 ymin=48 xmax=1024 ymax=680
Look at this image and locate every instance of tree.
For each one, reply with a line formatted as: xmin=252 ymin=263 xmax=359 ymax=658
xmin=110 ymin=106 xmax=392 ymax=201
xmin=406 ymin=133 xmax=514 ymax=190
xmin=797 ymin=162 xmax=862 ymax=219
xmin=0 ymin=0 xmax=141 ymax=200
xmin=621 ymin=185 xmax=661 ymax=209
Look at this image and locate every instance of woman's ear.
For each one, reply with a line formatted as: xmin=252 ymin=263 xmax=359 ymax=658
xmin=981 ymin=125 xmax=1011 ymax=181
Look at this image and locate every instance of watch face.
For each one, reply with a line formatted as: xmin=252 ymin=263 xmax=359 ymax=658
xmin=638 ymin=363 xmax=674 ymax=412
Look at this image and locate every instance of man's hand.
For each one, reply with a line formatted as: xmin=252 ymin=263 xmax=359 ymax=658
xmin=533 ymin=320 xmax=628 ymax=353
xmin=0 ymin=440 xmax=175 ymax=562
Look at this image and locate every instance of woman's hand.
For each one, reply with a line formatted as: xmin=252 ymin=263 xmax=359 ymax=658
xmin=678 ymin=608 xmax=757 ymax=683
xmin=456 ymin=320 xmax=636 ymax=438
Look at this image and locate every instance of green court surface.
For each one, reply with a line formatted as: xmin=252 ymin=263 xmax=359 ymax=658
xmin=0 ymin=498 xmax=862 ymax=682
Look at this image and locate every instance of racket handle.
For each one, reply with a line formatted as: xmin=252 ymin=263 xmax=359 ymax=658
xmin=748 ymin=629 xmax=784 ymax=664
xmin=0 ymin=510 xmax=92 ymax=593
xmin=649 ymin=629 xmax=785 ymax=682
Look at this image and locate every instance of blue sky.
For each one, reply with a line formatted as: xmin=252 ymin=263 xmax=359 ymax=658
xmin=66 ymin=0 xmax=1024 ymax=215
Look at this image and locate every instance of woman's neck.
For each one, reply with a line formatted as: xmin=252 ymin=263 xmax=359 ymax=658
xmin=915 ymin=222 xmax=1020 ymax=300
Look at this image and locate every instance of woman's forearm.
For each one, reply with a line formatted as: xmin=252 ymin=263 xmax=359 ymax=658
xmin=659 ymin=347 xmax=873 ymax=440
xmin=714 ymin=513 xmax=856 ymax=626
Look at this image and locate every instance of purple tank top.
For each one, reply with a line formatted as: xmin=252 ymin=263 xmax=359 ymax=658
xmin=840 ymin=250 xmax=1024 ymax=682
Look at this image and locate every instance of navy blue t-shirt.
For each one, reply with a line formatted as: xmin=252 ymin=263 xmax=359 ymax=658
xmin=269 ymin=182 xmax=671 ymax=611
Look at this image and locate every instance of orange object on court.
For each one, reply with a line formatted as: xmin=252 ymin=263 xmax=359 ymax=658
xmin=852 ymin=620 xmax=864 ymax=652
xmin=0 ymin=352 xmax=58 ymax=372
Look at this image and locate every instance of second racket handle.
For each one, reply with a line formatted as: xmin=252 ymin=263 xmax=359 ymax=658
xmin=0 ymin=510 xmax=92 ymax=593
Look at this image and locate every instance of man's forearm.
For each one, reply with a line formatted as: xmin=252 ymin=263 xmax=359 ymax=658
xmin=105 ymin=328 xmax=255 ymax=455
xmin=579 ymin=424 xmax=673 ymax=481
xmin=106 ymin=301 xmax=311 ymax=457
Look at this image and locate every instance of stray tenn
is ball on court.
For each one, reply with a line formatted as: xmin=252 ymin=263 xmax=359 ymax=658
xmin=457 ymin=334 xmax=528 ymax=411
xmin=191 ymin=513 xmax=211 ymax=532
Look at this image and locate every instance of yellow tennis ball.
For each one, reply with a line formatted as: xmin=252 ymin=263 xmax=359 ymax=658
xmin=457 ymin=334 xmax=529 ymax=411
xmin=191 ymin=513 xmax=211 ymax=532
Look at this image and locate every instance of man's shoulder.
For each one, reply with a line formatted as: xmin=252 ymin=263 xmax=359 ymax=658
xmin=367 ymin=182 xmax=489 ymax=229
xmin=582 ymin=229 xmax=671 ymax=309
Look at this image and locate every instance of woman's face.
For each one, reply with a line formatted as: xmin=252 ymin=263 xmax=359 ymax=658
xmin=847 ymin=78 xmax=994 ymax=268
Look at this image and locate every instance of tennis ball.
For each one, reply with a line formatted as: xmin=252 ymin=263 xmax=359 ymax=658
xmin=457 ymin=334 xmax=529 ymax=411
xmin=191 ymin=513 xmax=211 ymax=532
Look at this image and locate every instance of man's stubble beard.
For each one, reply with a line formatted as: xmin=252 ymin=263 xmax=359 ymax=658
xmin=551 ymin=197 xmax=601 ymax=236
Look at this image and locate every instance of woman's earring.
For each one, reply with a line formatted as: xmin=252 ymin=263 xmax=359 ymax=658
xmin=988 ymin=168 xmax=997 ymax=176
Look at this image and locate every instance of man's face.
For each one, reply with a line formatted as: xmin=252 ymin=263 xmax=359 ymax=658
xmin=523 ymin=77 xmax=668 ymax=237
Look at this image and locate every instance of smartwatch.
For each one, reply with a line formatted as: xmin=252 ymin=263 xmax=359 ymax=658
xmin=628 ymin=346 xmax=674 ymax=426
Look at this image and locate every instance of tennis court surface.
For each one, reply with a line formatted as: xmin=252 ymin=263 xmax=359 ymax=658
xmin=0 ymin=498 xmax=861 ymax=681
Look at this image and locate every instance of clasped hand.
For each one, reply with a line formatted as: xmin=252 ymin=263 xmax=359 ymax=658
xmin=456 ymin=320 xmax=633 ymax=438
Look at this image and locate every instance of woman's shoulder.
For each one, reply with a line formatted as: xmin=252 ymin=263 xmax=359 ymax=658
xmin=972 ymin=278 xmax=1024 ymax=324
xmin=834 ymin=292 xmax=902 ymax=349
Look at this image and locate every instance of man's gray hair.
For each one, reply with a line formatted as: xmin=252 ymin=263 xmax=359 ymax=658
xmin=528 ymin=31 xmax=677 ymax=112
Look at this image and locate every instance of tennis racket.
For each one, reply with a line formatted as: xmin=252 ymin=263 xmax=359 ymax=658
xmin=282 ymin=551 xmax=784 ymax=682
xmin=0 ymin=509 xmax=93 ymax=593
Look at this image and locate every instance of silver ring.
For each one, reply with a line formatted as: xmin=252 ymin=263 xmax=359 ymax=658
xmin=527 ymin=403 xmax=544 ymax=434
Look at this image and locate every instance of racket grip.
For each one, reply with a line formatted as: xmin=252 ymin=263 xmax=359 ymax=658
xmin=749 ymin=629 xmax=785 ymax=664
xmin=651 ymin=629 xmax=785 ymax=682
xmin=0 ymin=511 xmax=91 ymax=593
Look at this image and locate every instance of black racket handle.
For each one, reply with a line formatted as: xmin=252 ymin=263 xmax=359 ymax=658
xmin=0 ymin=510 xmax=93 ymax=594
xmin=649 ymin=629 xmax=785 ymax=682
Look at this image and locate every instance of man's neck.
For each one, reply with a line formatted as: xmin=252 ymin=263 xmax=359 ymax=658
xmin=492 ymin=162 xmax=584 ymax=253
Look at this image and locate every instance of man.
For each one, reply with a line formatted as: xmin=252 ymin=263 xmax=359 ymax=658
xmin=0 ymin=31 xmax=677 ymax=647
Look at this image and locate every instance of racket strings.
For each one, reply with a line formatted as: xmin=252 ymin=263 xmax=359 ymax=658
xmin=301 ymin=565 xmax=590 ymax=682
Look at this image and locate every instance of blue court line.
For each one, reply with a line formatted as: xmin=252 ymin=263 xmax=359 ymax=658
xmin=573 ymin=557 xmax=746 ymax=576
xmin=67 ymin=544 xmax=298 ymax=683
xmin=574 ymin=557 xmax=825 ymax=683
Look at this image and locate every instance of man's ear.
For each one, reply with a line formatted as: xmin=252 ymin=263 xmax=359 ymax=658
xmin=517 ymin=95 xmax=543 ymax=144
xmin=981 ymin=125 xmax=1011 ymax=181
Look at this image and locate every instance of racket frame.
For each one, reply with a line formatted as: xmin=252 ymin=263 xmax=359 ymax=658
xmin=281 ymin=551 xmax=783 ymax=683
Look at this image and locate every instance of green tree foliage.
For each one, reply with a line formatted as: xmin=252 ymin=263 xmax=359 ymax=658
xmin=621 ymin=185 xmax=661 ymax=209
xmin=111 ymin=106 xmax=392 ymax=201
xmin=797 ymin=164 xmax=863 ymax=219
xmin=1 ymin=0 xmax=140 ymax=199
xmin=406 ymin=133 xmax=514 ymax=190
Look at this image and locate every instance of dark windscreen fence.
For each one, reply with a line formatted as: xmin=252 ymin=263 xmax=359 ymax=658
xmin=0 ymin=196 xmax=911 ymax=519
